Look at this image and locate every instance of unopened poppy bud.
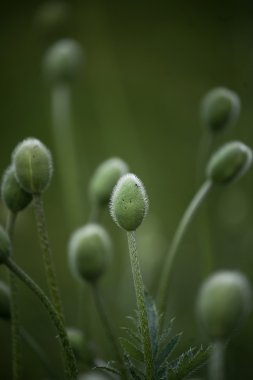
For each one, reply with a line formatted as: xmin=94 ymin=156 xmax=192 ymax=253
xmin=0 ymin=281 xmax=11 ymax=320
xmin=89 ymin=157 xmax=129 ymax=207
xmin=13 ymin=138 xmax=53 ymax=194
xmin=43 ymin=39 xmax=83 ymax=83
xmin=1 ymin=165 xmax=32 ymax=213
xmin=0 ymin=226 xmax=11 ymax=264
xmin=206 ymin=141 xmax=252 ymax=185
xmin=68 ymin=224 xmax=112 ymax=283
xmin=110 ymin=173 xmax=148 ymax=231
xmin=201 ymin=87 xmax=240 ymax=133
xmin=197 ymin=271 xmax=252 ymax=340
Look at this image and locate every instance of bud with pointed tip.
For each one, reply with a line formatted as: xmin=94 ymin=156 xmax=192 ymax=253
xmin=201 ymin=87 xmax=240 ymax=133
xmin=68 ymin=224 xmax=112 ymax=283
xmin=43 ymin=39 xmax=83 ymax=84
xmin=1 ymin=165 xmax=32 ymax=213
xmin=89 ymin=157 xmax=129 ymax=207
xmin=197 ymin=271 xmax=252 ymax=340
xmin=110 ymin=173 xmax=148 ymax=231
xmin=0 ymin=226 xmax=11 ymax=264
xmin=206 ymin=141 xmax=252 ymax=185
xmin=13 ymin=138 xmax=53 ymax=194
xmin=0 ymin=281 xmax=11 ymax=320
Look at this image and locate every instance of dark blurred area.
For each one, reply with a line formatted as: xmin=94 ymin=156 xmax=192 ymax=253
xmin=1 ymin=0 xmax=253 ymax=378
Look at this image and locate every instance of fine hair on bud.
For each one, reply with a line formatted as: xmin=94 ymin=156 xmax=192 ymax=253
xmin=68 ymin=224 xmax=112 ymax=283
xmin=197 ymin=271 xmax=252 ymax=340
xmin=1 ymin=165 xmax=32 ymax=213
xmin=110 ymin=173 xmax=148 ymax=231
xmin=0 ymin=226 xmax=11 ymax=264
xmin=43 ymin=38 xmax=83 ymax=83
xmin=206 ymin=141 xmax=252 ymax=185
xmin=89 ymin=157 xmax=129 ymax=207
xmin=201 ymin=87 xmax=241 ymax=133
xmin=0 ymin=281 xmax=11 ymax=320
xmin=13 ymin=138 xmax=53 ymax=194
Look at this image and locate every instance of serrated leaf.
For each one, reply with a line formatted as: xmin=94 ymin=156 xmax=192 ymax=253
xmin=121 ymin=326 xmax=143 ymax=349
xmin=159 ymin=318 xmax=175 ymax=346
xmin=123 ymin=352 xmax=144 ymax=380
xmin=120 ymin=337 xmax=144 ymax=363
xmin=144 ymin=291 xmax=159 ymax=355
xmin=156 ymin=332 xmax=182 ymax=370
xmin=94 ymin=365 xmax=120 ymax=376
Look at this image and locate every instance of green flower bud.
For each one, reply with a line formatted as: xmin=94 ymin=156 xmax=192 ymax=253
xmin=0 ymin=226 xmax=11 ymax=264
xmin=206 ymin=141 xmax=252 ymax=185
xmin=197 ymin=271 xmax=252 ymax=340
xmin=68 ymin=224 xmax=112 ymax=283
xmin=1 ymin=165 xmax=32 ymax=213
xmin=66 ymin=327 xmax=91 ymax=362
xmin=201 ymin=87 xmax=240 ymax=133
xmin=110 ymin=173 xmax=148 ymax=231
xmin=43 ymin=39 xmax=83 ymax=84
xmin=89 ymin=157 xmax=129 ymax=207
xmin=13 ymin=138 xmax=53 ymax=194
xmin=0 ymin=281 xmax=11 ymax=320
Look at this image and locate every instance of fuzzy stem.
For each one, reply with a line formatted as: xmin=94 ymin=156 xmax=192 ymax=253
xmin=127 ymin=231 xmax=155 ymax=379
xmin=91 ymin=283 xmax=126 ymax=377
xmin=33 ymin=193 xmax=64 ymax=321
xmin=157 ymin=180 xmax=212 ymax=320
xmin=6 ymin=212 xmax=22 ymax=380
xmin=51 ymin=83 xmax=84 ymax=228
xmin=4 ymin=258 xmax=78 ymax=380
xmin=209 ymin=340 xmax=225 ymax=380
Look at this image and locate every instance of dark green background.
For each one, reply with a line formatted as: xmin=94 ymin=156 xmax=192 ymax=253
xmin=1 ymin=0 xmax=253 ymax=378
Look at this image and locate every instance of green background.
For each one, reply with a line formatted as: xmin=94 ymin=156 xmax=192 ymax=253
xmin=1 ymin=0 xmax=253 ymax=378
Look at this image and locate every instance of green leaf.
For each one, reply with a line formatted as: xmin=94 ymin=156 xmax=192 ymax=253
xmin=156 ymin=333 xmax=182 ymax=371
xmin=123 ymin=352 xmax=144 ymax=380
xmin=94 ymin=364 xmax=120 ymax=376
xmin=121 ymin=326 xmax=143 ymax=349
xmin=144 ymin=291 xmax=159 ymax=355
xmin=120 ymin=337 xmax=144 ymax=363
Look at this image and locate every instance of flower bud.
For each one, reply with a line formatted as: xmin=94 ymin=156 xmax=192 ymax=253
xmin=206 ymin=141 xmax=252 ymax=185
xmin=0 ymin=281 xmax=11 ymax=320
xmin=0 ymin=226 xmax=11 ymax=264
xmin=89 ymin=157 xmax=129 ymax=207
xmin=43 ymin=39 xmax=83 ymax=83
xmin=197 ymin=271 xmax=252 ymax=340
xmin=201 ymin=87 xmax=240 ymax=133
xmin=68 ymin=224 xmax=112 ymax=283
xmin=110 ymin=173 xmax=148 ymax=231
xmin=13 ymin=138 xmax=53 ymax=194
xmin=1 ymin=165 xmax=32 ymax=213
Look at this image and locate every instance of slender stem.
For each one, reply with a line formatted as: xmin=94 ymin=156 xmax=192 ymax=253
xmin=157 ymin=180 xmax=213 ymax=320
xmin=6 ymin=212 xmax=22 ymax=380
xmin=209 ymin=340 xmax=225 ymax=380
xmin=33 ymin=193 xmax=64 ymax=322
xmin=127 ymin=231 xmax=155 ymax=380
xmin=91 ymin=283 xmax=126 ymax=377
xmin=51 ymin=83 xmax=84 ymax=228
xmin=4 ymin=258 xmax=78 ymax=380
xmin=20 ymin=327 xmax=60 ymax=379
xmin=196 ymin=130 xmax=213 ymax=185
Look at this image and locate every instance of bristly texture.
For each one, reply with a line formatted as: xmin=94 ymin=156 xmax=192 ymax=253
xmin=110 ymin=173 xmax=149 ymax=231
xmin=68 ymin=223 xmax=112 ymax=283
xmin=12 ymin=138 xmax=53 ymax=194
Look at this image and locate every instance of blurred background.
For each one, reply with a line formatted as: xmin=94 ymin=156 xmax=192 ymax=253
xmin=1 ymin=0 xmax=253 ymax=378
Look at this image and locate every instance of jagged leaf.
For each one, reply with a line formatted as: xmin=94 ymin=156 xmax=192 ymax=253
xmin=123 ymin=352 xmax=144 ymax=380
xmin=156 ymin=332 xmax=182 ymax=370
xmin=120 ymin=337 xmax=144 ymax=362
xmin=121 ymin=326 xmax=143 ymax=349
xmin=94 ymin=365 xmax=120 ymax=376
xmin=144 ymin=291 xmax=159 ymax=355
xmin=159 ymin=318 xmax=175 ymax=346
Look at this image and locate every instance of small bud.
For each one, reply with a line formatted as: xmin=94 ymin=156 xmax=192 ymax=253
xmin=206 ymin=141 xmax=252 ymax=185
xmin=66 ymin=327 xmax=91 ymax=362
xmin=0 ymin=226 xmax=11 ymax=264
xmin=110 ymin=173 xmax=148 ymax=231
xmin=0 ymin=281 xmax=11 ymax=320
xmin=43 ymin=39 xmax=83 ymax=84
xmin=201 ymin=87 xmax=240 ymax=133
xmin=89 ymin=157 xmax=129 ymax=207
xmin=68 ymin=224 xmax=112 ymax=283
xmin=13 ymin=138 xmax=53 ymax=194
xmin=1 ymin=165 xmax=32 ymax=213
xmin=197 ymin=271 xmax=252 ymax=340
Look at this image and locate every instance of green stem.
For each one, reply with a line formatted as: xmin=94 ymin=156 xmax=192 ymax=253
xmin=33 ymin=193 xmax=64 ymax=322
xmin=209 ymin=340 xmax=225 ymax=380
xmin=6 ymin=212 xmax=22 ymax=380
xmin=51 ymin=83 xmax=84 ymax=228
xmin=20 ymin=326 xmax=60 ymax=379
xmin=127 ymin=231 xmax=155 ymax=380
xmin=157 ymin=180 xmax=212 ymax=320
xmin=91 ymin=283 xmax=126 ymax=378
xmin=4 ymin=257 xmax=78 ymax=380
